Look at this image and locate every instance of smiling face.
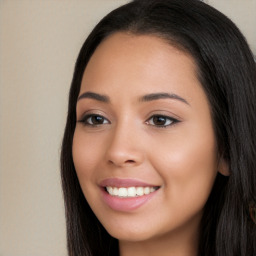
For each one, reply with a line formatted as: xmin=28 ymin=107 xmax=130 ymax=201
xmin=72 ymin=33 xmax=224 ymax=252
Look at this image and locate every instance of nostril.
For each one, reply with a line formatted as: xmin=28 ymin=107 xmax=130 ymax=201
xmin=108 ymin=159 xmax=136 ymax=166
xmin=125 ymin=160 xmax=135 ymax=163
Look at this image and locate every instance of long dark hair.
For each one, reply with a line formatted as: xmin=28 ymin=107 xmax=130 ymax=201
xmin=61 ymin=0 xmax=256 ymax=255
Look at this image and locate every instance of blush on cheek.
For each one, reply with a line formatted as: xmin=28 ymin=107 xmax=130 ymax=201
xmin=73 ymin=131 xmax=93 ymax=167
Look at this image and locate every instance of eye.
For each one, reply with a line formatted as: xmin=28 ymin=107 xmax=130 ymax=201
xmin=146 ymin=115 xmax=178 ymax=127
xmin=78 ymin=114 xmax=110 ymax=126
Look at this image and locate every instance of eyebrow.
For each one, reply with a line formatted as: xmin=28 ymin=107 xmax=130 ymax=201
xmin=139 ymin=92 xmax=190 ymax=105
xmin=77 ymin=91 xmax=189 ymax=106
xmin=77 ymin=92 xmax=110 ymax=103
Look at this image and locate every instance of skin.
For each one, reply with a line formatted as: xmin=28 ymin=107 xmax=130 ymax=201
xmin=72 ymin=33 xmax=228 ymax=256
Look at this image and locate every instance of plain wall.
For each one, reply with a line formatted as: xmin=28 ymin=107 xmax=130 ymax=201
xmin=0 ymin=1 xmax=255 ymax=255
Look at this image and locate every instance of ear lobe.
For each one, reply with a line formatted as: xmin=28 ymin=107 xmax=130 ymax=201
xmin=218 ymin=157 xmax=230 ymax=176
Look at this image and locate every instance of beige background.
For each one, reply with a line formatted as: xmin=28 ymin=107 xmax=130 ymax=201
xmin=0 ymin=0 xmax=255 ymax=255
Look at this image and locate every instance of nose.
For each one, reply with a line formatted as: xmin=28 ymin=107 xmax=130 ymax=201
xmin=105 ymin=123 xmax=144 ymax=167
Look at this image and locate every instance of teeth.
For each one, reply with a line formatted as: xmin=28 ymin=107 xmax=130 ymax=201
xmin=119 ymin=188 xmax=128 ymax=197
xmin=113 ymin=187 xmax=119 ymax=196
xmin=136 ymin=187 xmax=144 ymax=196
xmin=127 ymin=187 xmax=136 ymax=197
xmin=106 ymin=186 xmax=158 ymax=198
xmin=144 ymin=187 xmax=150 ymax=195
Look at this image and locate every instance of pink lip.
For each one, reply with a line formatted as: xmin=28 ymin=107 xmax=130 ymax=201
xmin=99 ymin=178 xmax=160 ymax=212
xmin=100 ymin=178 xmax=157 ymax=188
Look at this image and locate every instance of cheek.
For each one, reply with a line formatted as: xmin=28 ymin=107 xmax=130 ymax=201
xmin=149 ymin=125 xmax=218 ymax=204
xmin=72 ymin=128 xmax=105 ymax=187
xmin=72 ymin=128 xmax=111 ymax=216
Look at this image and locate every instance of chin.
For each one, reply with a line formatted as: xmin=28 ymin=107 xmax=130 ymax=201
xmin=103 ymin=221 xmax=159 ymax=242
xmin=109 ymin=230 xmax=154 ymax=242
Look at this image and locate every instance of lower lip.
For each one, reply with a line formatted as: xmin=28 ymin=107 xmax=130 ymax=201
xmin=101 ymin=188 xmax=158 ymax=212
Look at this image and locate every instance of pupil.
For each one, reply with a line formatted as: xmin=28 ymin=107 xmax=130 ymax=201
xmin=92 ymin=115 xmax=103 ymax=124
xmin=153 ymin=116 xmax=166 ymax=125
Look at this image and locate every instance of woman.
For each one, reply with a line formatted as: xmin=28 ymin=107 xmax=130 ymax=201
xmin=61 ymin=0 xmax=256 ymax=255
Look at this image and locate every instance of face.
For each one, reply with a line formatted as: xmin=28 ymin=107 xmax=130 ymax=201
xmin=72 ymin=33 xmax=224 ymax=244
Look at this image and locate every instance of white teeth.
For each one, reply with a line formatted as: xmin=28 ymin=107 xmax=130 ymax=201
xmin=136 ymin=187 xmax=144 ymax=196
xmin=107 ymin=187 xmax=113 ymax=195
xmin=119 ymin=188 xmax=128 ymax=197
xmin=106 ymin=186 xmax=158 ymax=198
xmin=144 ymin=187 xmax=150 ymax=195
xmin=127 ymin=187 xmax=136 ymax=197
xmin=113 ymin=187 xmax=119 ymax=196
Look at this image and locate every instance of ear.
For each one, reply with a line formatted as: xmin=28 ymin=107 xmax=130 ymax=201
xmin=218 ymin=157 xmax=230 ymax=176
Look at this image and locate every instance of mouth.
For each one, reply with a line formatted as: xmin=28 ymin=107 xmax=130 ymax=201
xmin=105 ymin=186 xmax=160 ymax=198
xmin=100 ymin=178 xmax=160 ymax=211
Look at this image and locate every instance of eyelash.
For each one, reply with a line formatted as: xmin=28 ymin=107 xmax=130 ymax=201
xmin=78 ymin=114 xmax=179 ymax=128
xmin=145 ymin=115 xmax=179 ymax=128
xmin=78 ymin=114 xmax=110 ymax=126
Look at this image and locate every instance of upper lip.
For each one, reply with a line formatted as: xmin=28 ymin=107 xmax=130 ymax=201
xmin=100 ymin=178 xmax=159 ymax=188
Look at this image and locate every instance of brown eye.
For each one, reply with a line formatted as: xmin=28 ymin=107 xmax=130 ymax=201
xmin=153 ymin=116 xmax=169 ymax=126
xmin=79 ymin=114 xmax=110 ymax=126
xmin=89 ymin=115 xmax=105 ymax=125
xmin=146 ymin=115 xmax=177 ymax=127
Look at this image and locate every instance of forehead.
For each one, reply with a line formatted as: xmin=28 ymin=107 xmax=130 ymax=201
xmin=80 ymin=32 xmax=205 ymax=106
xmin=83 ymin=32 xmax=197 ymax=79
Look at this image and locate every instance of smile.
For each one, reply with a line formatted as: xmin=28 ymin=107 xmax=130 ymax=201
xmin=100 ymin=178 xmax=160 ymax=211
xmin=105 ymin=186 xmax=158 ymax=198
